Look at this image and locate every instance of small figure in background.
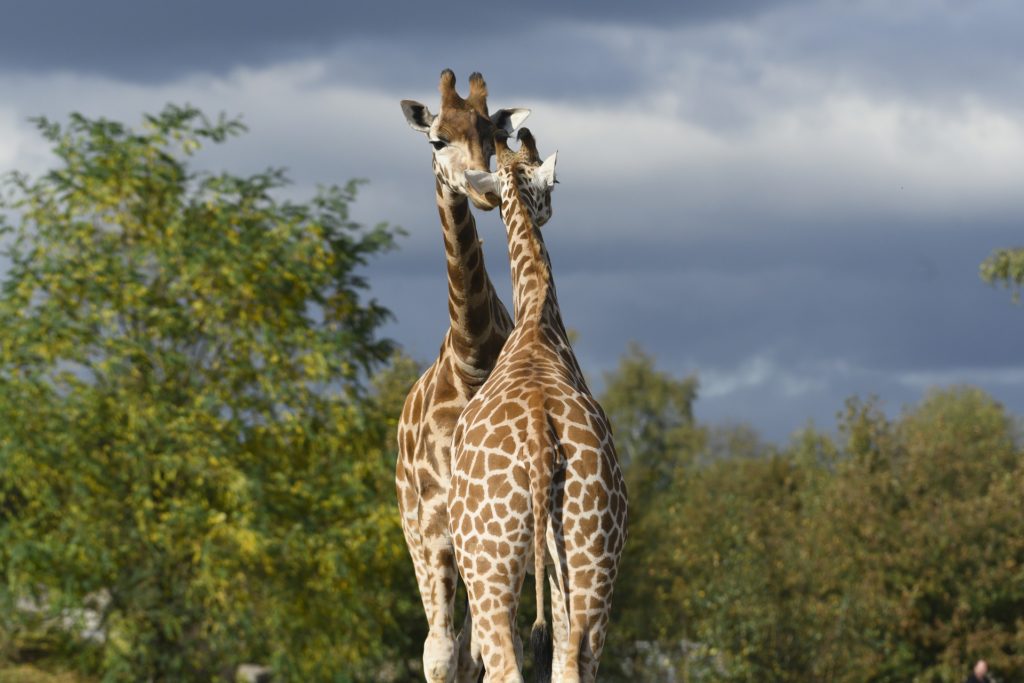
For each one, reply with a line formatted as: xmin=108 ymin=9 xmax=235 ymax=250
xmin=965 ymin=659 xmax=992 ymax=683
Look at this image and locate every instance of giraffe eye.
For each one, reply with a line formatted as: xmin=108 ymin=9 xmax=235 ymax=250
xmin=430 ymin=139 xmax=448 ymax=150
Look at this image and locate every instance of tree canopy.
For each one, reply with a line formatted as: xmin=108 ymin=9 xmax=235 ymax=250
xmin=601 ymin=368 xmax=1024 ymax=682
xmin=981 ymin=247 xmax=1024 ymax=302
xmin=0 ymin=106 xmax=420 ymax=681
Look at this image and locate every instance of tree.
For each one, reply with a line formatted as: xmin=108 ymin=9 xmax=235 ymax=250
xmin=601 ymin=379 xmax=1024 ymax=682
xmin=980 ymin=247 xmax=1024 ymax=302
xmin=871 ymin=388 xmax=1024 ymax=681
xmin=600 ymin=342 xmax=701 ymax=497
xmin=0 ymin=106 xmax=408 ymax=681
xmin=598 ymin=343 xmax=705 ymax=679
xmin=803 ymin=390 xmax=1024 ymax=682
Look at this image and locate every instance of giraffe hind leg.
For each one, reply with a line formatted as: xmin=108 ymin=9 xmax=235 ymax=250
xmin=561 ymin=585 xmax=614 ymax=683
xmin=547 ymin=572 xmax=569 ymax=681
xmin=454 ymin=593 xmax=483 ymax=683
xmin=577 ymin=624 xmax=603 ymax=683
xmin=454 ymin=533 xmax=528 ymax=682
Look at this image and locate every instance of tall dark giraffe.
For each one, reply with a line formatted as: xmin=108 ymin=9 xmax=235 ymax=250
xmin=397 ymin=69 xmax=528 ymax=683
xmin=449 ymin=130 xmax=628 ymax=683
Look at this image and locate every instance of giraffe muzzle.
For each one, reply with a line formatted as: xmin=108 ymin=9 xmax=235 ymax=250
xmin=467 ymin=186 xmax=500 ymax=211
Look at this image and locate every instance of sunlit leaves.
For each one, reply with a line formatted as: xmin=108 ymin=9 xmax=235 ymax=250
xmin=0 ymin=106 xmax=411 ymax=681
xmin=980 ymin=247 xmax=1024 ymax=302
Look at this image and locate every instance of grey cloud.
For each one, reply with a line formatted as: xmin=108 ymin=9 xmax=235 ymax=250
xmin=369 ymin=196 xmax=1024 ymax=372
xmin=769 ymin=0 xmax=1024 ymax=111
xmin=0 ymin=0 xmax=793 ymax=82
xmin=4 ymin=1 xmax=1024 ymax=444
xmin=656 ymin=0 xmax=1024 ymax=130
xmin=693 ymin=356 xmax=1024 ymax=443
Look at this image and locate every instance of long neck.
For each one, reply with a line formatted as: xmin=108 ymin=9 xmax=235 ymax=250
xmin=500 ymin=169 xmax=591 ymax=389
xmin=436 ymin=180 xmax=509 ymax=372
xmin=500 ymin=172 xmax=555 ymax=328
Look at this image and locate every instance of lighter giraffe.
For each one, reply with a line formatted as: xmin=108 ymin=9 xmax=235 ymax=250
xmin=397 ymin=70 xmax=529 ymax=683
xmin=449 ymin=130 xmax=628 ymax=683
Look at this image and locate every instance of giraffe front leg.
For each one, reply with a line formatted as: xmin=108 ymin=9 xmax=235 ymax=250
xmin=420 ymin=507 xmax=460 ymax=683
xmin=421 ymin=548 xmax=458 ymax=682
xmin=397 ymin=488 xmax=432 ymax=627
xmin=398 ymin=473 xmax=451 ymax=680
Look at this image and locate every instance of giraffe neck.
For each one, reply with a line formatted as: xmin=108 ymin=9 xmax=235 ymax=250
xmin=501 ymin=170 xmax=557 ymax=330
xmin=436 ymin=180 xmax=508 ymax=374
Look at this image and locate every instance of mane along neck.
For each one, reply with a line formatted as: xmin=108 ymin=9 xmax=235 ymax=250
xmin=504 ymin=164 xmax=554 ymax=329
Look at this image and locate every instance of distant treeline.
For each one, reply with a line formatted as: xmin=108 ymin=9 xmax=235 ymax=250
xmin=603 ymin=346 xmax=1024 ymax=682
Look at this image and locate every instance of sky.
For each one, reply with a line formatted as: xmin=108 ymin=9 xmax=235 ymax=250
xmin=2 ymin=0 xmax=1023 ymax=442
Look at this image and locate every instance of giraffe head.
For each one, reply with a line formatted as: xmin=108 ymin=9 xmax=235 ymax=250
xmin=401 ymin=69 xmax=530 ymax=210
xmin=465 ymin=128 xmax=557 ymax=228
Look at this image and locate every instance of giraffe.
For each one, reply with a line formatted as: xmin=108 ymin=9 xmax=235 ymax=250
xmin=449 ymin=129 xmax=628 ymax=683
xmin=397 ymin=69 xmax=530 ymax=683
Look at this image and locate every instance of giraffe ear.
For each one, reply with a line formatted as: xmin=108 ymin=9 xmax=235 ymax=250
xmin=491 ymin=108 xmax=530 ymax=134
xmin=401 ymin=99 xmax=435 ymax=134
xmin=537 ymin=151 xmax=558 ymax=188
xmin=465 ymin=170 xmax=499 ymax=196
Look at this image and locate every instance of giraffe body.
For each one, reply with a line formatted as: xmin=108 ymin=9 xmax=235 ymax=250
xmin=450 ymin=131 xmax=628 ymax=683
xmin=396 ymin=70 xmax=529 ymax=683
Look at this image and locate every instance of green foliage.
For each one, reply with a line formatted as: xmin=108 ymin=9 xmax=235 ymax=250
xmin=598 ymin=344 xmax=706 ymax=676
xmin=3 ymin=106 xmax=1021 ymax=682
xmin=601 ymin=342 xmax=701 ymax=497
xmin=980 ymin=247 xmax=1024 ymax=302
xmin=601 ymin=345 xmax=1024 ymax=682
xmin=0 ymin=106 xmax=415 ymax=681
xmin=0 ymin=665 xmax=92 ymax=683
xmin=823 ymin=389 xmax=1024 ymax=682
xmin=605 ymin=186 xmax=1024 ymax=683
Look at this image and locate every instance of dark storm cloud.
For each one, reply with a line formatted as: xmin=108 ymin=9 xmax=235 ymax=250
xmin=0 ymin=0 xmax=791 ymax=81
xmin=368 ymin=204 xmax=1024 ymax=442
xmin=371 ymin=204 xmax=1024 ymax=374
xmin=3 ymin=0 xmax=1023 ymax=442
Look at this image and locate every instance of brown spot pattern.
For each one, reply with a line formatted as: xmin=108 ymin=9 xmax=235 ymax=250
xmin=395 ymin=70 xmax=515 ymax=683
xmin=448 ymin=130 xmax=628 ymax=682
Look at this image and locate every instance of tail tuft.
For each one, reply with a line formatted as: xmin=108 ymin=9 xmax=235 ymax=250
xmin=531 ymin=621 xmax=553 ymax=683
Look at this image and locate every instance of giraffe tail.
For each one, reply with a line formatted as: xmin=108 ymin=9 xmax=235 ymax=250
xmin=527 ymin=389 xmax=554 ymax=683
xmin=530 ymin=621 xmax=552 ymax=683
